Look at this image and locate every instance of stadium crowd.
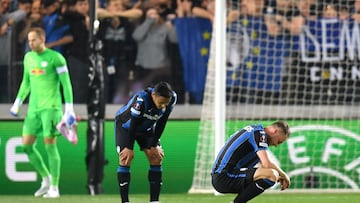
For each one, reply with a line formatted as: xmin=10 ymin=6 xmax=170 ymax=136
xmin=1 ymin=0 xmax=359 ymax=104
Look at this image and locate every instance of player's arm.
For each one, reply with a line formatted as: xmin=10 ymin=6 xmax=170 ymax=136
xmin=10 ymin=59 xmax=30 ymax=116
xmin=56 ymin=54 xmax=76 ymax=126
xmin=128 ymin=95 xmax=144 ymax=140
xmin=257 ymin=150 xmax=290 ymax=190
xmin=97 ymin=7 xmax=143 ymax=20
xmin=153 ymin=93 xmax=177 ymax=145
xmin=153 ymin=112 xmax=170 ymax=145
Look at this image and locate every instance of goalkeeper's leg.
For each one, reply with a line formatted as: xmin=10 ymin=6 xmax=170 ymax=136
xmin=22 ymin=136 xmax=51 ymax=197
xmin=43 ymin=141 xmax=61 ymax=198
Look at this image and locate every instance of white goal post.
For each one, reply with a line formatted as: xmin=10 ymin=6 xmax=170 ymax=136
xmin=189 ymin=0 xmax=360 ymax=193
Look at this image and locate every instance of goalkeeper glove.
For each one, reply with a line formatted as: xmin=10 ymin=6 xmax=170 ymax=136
xmin=10 ymin=98 xmax=23 ymax=117
xmin=63 ymin=103 xmax=76 ymax=127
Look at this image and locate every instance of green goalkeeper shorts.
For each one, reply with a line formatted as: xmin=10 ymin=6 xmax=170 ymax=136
xmin=23 ymin=108 xmax=62 ymax=137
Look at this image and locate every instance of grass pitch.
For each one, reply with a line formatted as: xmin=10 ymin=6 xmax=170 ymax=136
xmin=1 ymin=193 xmax=360 ymax=203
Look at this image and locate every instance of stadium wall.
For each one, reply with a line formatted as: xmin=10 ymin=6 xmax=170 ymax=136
xmin=1 ymin=105 xmax=360 ymax=194
xmin=0 ymin=119 xmax=200 ymax=195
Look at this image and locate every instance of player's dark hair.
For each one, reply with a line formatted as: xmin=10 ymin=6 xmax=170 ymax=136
xmin=154 ymin=82 xmax=173 ymax=98
xmin=272 ymin=120 xmax=290 ymax=137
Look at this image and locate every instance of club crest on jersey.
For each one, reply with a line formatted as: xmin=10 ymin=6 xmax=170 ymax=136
xmin=31 ymin=67 xmax=45 ymax=76
xmin=133 ymin=102 xmax=141 ymax=110
xmin=41 ymin=61 xmax=48 ymax=67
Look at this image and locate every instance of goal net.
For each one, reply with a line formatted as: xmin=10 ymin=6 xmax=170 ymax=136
xmin=189 ymin=0 xmax=360 ymax=193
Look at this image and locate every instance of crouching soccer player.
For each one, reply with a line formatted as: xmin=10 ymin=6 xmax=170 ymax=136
xmin=211 ymin=121 xmax=291 ymax=203
xmin=10 ymin=27 xmax=76 ymax=198
xmin=114 ymin=82 xmax=177 ymax=203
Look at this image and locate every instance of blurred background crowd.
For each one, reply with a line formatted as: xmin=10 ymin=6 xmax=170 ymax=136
xmin=0 ymin=0 xmax=359 ymax=104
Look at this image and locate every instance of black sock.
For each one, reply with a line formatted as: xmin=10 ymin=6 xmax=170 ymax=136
xmin=148 ymin=165 xmax=162 ymax=202
xmin=117 ymin=166 xmax=130 ymax=203
xmin=234 ymin=178 xmax=275 ymax=203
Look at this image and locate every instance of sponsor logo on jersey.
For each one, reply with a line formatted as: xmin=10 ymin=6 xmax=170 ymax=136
xmin=143 ymin=113 xmax=161 ymax=120
xmin=31 ymin=67 xmax=45 ymax=76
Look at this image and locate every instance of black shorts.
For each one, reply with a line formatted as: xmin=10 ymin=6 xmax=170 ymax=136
xmin=115 ymin=123 xmax=160 ymax=152
xmin=211 ymin=168 xmax=257 ymax=194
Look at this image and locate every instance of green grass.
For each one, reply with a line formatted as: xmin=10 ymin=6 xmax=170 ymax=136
xmin=1 ymin=193 xmax=360 ymax=203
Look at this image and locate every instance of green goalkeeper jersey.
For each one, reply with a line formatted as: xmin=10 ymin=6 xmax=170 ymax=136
xmin=16 ymin=48 xmax=73 ymax=111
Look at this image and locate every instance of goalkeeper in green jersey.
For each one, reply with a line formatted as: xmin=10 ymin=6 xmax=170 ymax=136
xmin=10 ymin=27 xmax=76 ymax=198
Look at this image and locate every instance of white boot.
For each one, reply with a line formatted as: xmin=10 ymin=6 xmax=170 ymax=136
xmin=34 ymin=176 xmax=51 ymax=197
xmin=43 ymin=185 xmax=60 ymax=198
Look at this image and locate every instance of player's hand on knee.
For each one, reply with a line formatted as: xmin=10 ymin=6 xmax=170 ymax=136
xmin=120 ymin=148 xmax=134 ymax=166
xmin=156 ymin=146 xmax=164 ymax=158
xmin=150 ymin=146 xmax=164 ymax=159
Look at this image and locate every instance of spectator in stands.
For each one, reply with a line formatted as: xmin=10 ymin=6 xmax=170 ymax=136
xmin=321 ymin=2 xmax=338 ymax=18
xmin=97 ymin=0 xmax=142 ymax=103
xmin=352 ymin=0 xmax=360 ymax=21
xmin=175 ymin=0 xmax=192 ymax=18
xmin=41 ymin=0 xmax=72 ymax=54
xmin=122 ymin=0 xmax=142 ymax=9
xmin=96 ymin=0 xmax=142 ymax=19
xmin=62 ymin=0 xmax=90 ymax=103
xmin=9 ymin=0 xmax=34 ymax=59
xmin=296 ymin=0 xmax=318 ymax=21
xmin=0 ymin=0 xmax=32 ymax=102
xmin=132 ymin=4 xmax=178 ymax=92
xmin=264 ymin=0 xmax=304 ymax=36
xmin=18 ymin=0 xmax=43 ymax=53
xmin=191 ymin=0 xmax=214 ymax=22
xmin=0 ymin=0 xmax=11 ymax=19
xmin=1 ymin=0 xmax=32 ymax=60
xmin=0 ymin=0 xmax=12 ymax=102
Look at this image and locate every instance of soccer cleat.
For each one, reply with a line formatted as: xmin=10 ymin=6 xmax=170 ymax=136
xmin=56 ymin=120 xmax=78 ymax=144
xmin=43 ymin=186 xmax=60 ymax=198
xmin=34 ymin=177 xmax=51 ymax=197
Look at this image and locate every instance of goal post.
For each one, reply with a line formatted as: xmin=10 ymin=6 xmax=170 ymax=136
xmin=189 ymin=0 xmax=360 ymax=193
xmin=188 ymin=0 xmax=227 ymax=193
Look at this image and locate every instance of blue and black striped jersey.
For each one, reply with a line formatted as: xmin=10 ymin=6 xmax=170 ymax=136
xmin=115 ymin=87 xmax=177 ymax=133
xmin=212 ymin=124 xmax=269 ymax=174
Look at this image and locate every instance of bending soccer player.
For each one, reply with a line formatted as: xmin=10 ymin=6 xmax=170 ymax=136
xmin=114 ymin=82 xmax=177 ymax=203
xmin=10 ymin=27 xmax=76 ymax=198
xmin=211 ymin=121 xmax=291 ymax=203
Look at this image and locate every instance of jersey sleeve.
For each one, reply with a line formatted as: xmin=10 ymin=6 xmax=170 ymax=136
xmin=153 ymin=92 xmax=177 ymax=145
xmin=16 ymin=54 xmax=31 ymax=101
xmin=130 ymin=95 xmax=145 ymax=118
xmin=254 ymin=130 xmax=269 ymax=151
xmin=128 ymin=95 xmax=145 ymax=137
xmin=56 ymin=53 xmax=73 ymax=104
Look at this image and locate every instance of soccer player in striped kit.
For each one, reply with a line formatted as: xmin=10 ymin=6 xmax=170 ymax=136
xmin=211 ymin=121 xmax=291 ymax=203
xmin=114 ymin=82 xmax=177 ymax=203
